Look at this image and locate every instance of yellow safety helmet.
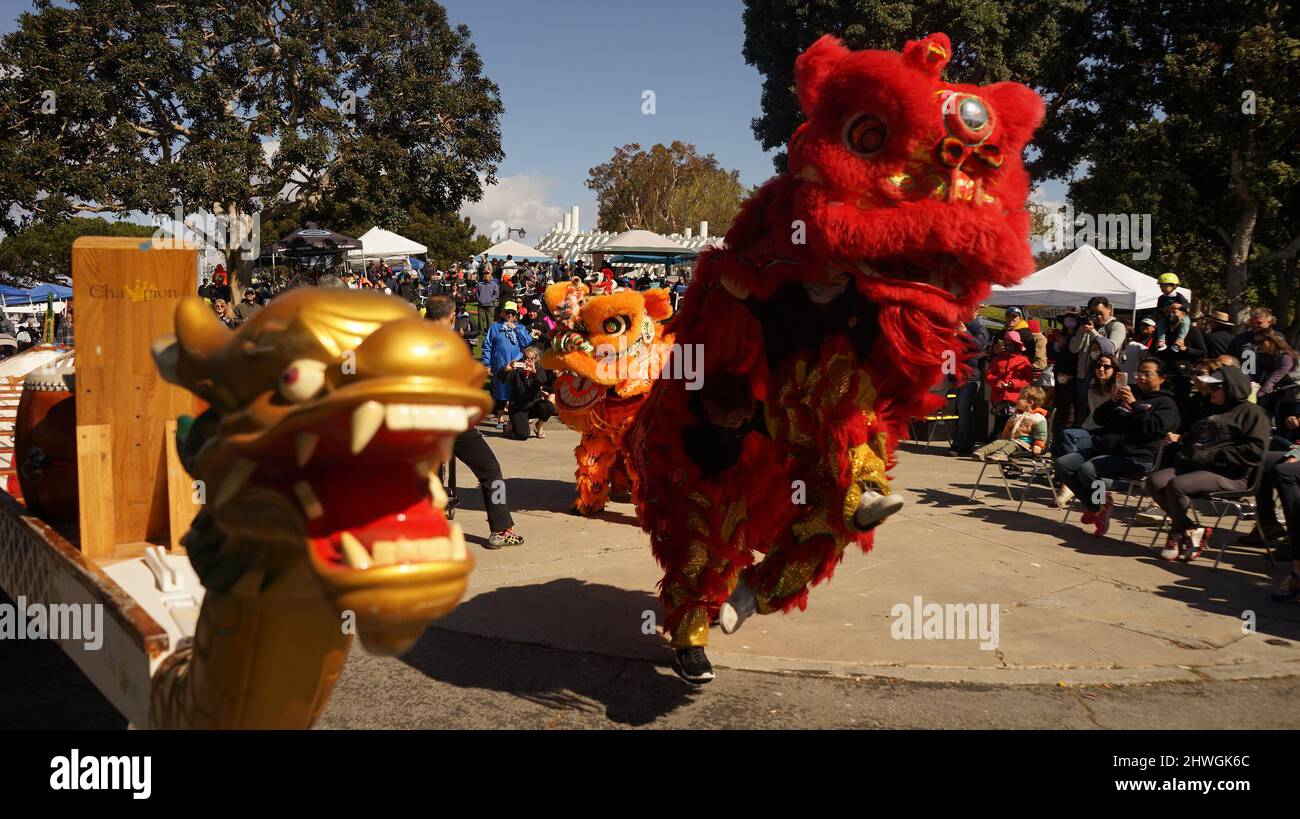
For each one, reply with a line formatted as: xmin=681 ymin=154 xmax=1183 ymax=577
xmin=1158 ymin=273 xmax=1179 ymax=286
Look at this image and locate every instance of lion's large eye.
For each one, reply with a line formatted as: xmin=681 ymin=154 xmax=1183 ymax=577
xmin=943 ymin=93 xmax=995 ymax=145
xmin=842 ymin=113 xmax=887 ymax=156
xmin=278 ymin=359 xmax=327 ymax=403
xmin=602 ymin=315 xmax=630 ymax=335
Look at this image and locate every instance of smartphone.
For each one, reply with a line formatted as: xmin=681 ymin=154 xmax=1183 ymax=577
xmin=1115 ymin=372 xmax=1129 ymax=388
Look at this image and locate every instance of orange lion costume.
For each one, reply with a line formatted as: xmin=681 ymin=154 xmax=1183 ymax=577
xmin=540 ymin=281 xmax=675 ymax=516
xmin=627 ymin=33 xmax=1044 ymax=682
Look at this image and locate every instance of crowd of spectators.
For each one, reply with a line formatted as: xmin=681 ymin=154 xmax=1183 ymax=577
xmin=950 ymin=280 xmax=1300 ymax=602
xmin=193 ymin=251 xmax=692 ymax=551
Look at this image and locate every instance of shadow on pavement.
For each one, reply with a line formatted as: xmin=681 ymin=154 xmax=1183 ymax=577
xmin=909 ymin=486 xmax=1300 ymax=644
xmin=450 ymin=476 xmax=576 ymax=515
xmin=402 ymin=578 xmax=698 ymax=725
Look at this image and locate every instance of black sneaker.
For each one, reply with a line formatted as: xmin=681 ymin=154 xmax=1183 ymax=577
xmin=671 ymin=646 xmax=715 ymax=684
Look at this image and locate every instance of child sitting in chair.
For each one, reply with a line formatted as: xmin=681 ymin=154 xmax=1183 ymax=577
xmin=973 ymin=386 xmax=1049 ymax=462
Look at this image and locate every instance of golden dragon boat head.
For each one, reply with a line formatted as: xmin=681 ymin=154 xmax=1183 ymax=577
xmin=153 ymin=288 xmax=492 ymax=655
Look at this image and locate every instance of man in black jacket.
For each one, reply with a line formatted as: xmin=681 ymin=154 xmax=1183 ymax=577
xmin=1203 ymin=311 xmax=1236 ymax=358
xmin=1054 ymin=357 xmax=1180 ymax=536
xmin=1159 ymin=301 xmax=1207 ymax=418
xmin=1147 ymin=364 xmax=1269 ymax=560
xmin=425 ymin=295 xmax=525 ymax=549
xmin=950 ymin=311 xmax=990 ymax=456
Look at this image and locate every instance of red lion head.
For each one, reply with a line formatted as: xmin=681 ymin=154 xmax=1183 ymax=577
xmin=717 ymin=33 xmax=1044 ymax=329
xmin=698 ymin=33 xmax=1044 ymax=426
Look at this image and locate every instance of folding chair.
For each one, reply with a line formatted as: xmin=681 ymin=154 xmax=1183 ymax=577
xmin=909 ymin=388 xmax=960 ymax=448
xmin=1058 ymin=442 xmax=1165 ymax=541
xmin=969 ymin=409 xmax=1056 ymax=507
xmin=1144 ymin=458 xmax=1273 ymax=570
xmin=1009 ymin=408 xmax=1058 ymax=512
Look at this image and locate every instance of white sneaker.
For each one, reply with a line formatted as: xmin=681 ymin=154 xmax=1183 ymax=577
xmin=719 ymin=581 xmax=757 ymax=635
xmin=853 ymin=489 xmax=905 ymax=530
xmin=1136 ymin=505 xmax=1164 ymax=523
xmin=1055 ymin=485 xmax=1075 ymax=508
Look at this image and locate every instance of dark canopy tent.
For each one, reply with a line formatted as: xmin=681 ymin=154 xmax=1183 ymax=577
xmin=260 ymin=224 xmax=362 ymax=281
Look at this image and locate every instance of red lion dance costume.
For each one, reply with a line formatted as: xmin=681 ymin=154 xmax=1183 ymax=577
xmin=628 ymin=33 xmax=1044 ymax=683
xmin=541 ymin=281 xmax=675 ymax=515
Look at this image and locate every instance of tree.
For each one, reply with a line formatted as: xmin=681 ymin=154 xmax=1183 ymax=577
xmin=392 ymin=209 xmax=488 ymax=268
xmin=586 ymin=142 xmax=747 ymax=234
xmin=1035 ymin=1 xmax=1299 ymax=318
xmin=0 ymin=217 xmax=156 ymax=285
xmin=742 ymin=0 xmax=1086 ymax=171
xmin=0 ymin=0 xmax=504 ymax=292
xmin=741 ymin=0 xmax=1300 ymax=324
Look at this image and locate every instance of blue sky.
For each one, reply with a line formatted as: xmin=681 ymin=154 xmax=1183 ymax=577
xmin=1 ymin=0 xmax=1064 ymax=240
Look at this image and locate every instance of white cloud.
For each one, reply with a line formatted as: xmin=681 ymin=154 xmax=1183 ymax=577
xmin=459 ymin=174 xmax=567 ymax=243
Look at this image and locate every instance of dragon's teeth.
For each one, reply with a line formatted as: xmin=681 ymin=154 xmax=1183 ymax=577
xmin=430 ymin=472 xmax=448 ymax=509
xmin=426 ymin=537 xmax=452 ymax=561
xmin=371 ymin=540 xmax=396 ymax=565
xmin=214 ymin=458 xmax=256 ymax=507
xmin=351 ymin=401 xmax=385 ymax=454
xmin=395 ymin=538 xmax=417 ymax=562
xmin=293 ymin=480 xmax=324 ymax=520
xmin=295 ymin=431 xmax=320 ymax=467
xmin=449 ymin=523 xmax=467 ymax=561
xmin=340 ymin=532 xmax=371 ymax=569
xmin=386 ymin=404 xmax=414 ymax=431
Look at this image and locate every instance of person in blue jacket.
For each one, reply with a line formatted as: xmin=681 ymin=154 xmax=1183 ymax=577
xmin=481 ymin=301 xmax=528 ymax=426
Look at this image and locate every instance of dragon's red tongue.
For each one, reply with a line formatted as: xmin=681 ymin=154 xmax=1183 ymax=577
xmin=305 ymin=462 xmax=448 ymax=564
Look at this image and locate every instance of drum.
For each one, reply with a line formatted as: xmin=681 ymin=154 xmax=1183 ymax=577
xmin=15 ymin=352 xmax=77 ymax=524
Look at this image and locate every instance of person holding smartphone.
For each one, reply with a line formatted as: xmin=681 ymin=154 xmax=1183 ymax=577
xmin=1054 ymin=358 xmax=1180 ymax=536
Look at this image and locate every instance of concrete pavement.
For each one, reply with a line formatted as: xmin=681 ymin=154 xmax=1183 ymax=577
xmin=413 ymin=422 xmax=1300 ymax=687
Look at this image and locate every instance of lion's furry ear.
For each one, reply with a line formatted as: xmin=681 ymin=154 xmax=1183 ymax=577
xmin=642 ymin=289 xmax=673 ymax=320
xmin=795 ymin=35 xmax=852 ymax=118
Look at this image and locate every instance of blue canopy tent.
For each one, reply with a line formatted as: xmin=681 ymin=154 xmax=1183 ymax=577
xmin=0 ymin=283 xmax=71 ymax=306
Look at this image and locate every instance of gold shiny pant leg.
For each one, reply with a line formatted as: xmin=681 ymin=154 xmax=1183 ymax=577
xmin=745 ymin=538 xmax=848 ymax=615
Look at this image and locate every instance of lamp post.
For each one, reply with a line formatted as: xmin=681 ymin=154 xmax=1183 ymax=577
xmin=505 ymin=227 xmax=526 ymax=240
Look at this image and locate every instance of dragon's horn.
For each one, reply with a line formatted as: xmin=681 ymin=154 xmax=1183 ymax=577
xmin=154 ymin=296 xmax=232 ymax=387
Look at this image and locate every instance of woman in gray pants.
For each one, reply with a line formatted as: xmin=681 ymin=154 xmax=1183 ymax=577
xmin=1147 ymin=365 xmax=1269 ymax=562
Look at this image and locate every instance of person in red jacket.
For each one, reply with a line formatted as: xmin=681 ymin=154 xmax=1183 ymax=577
xmin=986 ymin=330 xmax=1034 ymax=410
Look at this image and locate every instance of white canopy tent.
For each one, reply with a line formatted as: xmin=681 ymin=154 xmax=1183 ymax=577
xmin=351 ymin=226 xmax=427 ymax=261
xmin=590 ymin=229 xmax=694 ymax=256
xmin=988 ymin=244 xmax=1190 ymax=314
xmin=482 ymin=238 xmax=550 ymax=261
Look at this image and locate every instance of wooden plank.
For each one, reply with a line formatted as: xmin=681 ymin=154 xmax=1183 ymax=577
xmin=76 ymin=424 xmax=115 ymax=561
xmin=164 ymin=418 xmax=193 ymax=554
xmin=72 ymin=237 xmax=197 ymax=545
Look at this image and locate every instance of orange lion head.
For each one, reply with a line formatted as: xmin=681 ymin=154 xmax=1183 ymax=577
xmin=540 ymin=282 xmax=675 ymax=414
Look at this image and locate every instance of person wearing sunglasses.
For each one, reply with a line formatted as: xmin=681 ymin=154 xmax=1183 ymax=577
xmin=1147 ymin=365 xmax=1269 ymax=562
xmin=1067 ymin=297 xmax=1125 ymax=426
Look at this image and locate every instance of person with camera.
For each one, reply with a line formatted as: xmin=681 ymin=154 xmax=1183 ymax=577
xmin=1053 ymin=358 xmax=1179 ymax=537
xmin=1068 ymin=297 xmax=1127 ymax=426
xmin=497 ymin=346 xmax=556 ymax=440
